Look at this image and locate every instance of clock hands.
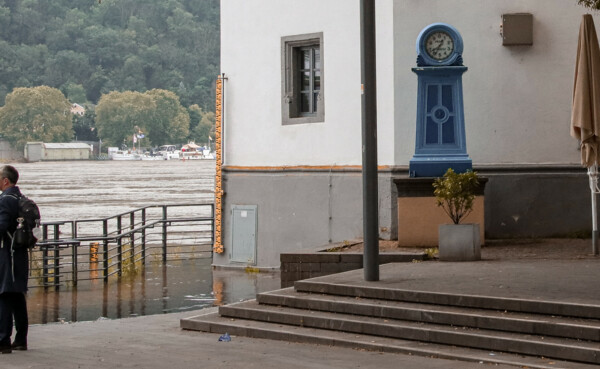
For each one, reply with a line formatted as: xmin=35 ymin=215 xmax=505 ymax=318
xmin=427 ymin=39 xmax=446 ymax=59
xmin=433 ymin=40 xmax=445 ymax=53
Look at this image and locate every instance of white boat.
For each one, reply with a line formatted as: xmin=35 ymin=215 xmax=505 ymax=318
xmin=141 ymin=154 xmax=164 ymax=161
xmin=180 ymin=151 xmax=203 ymax=160
xmin=111 ymin=150 xmax=142 ymax=161
xmin=179 ymin=143 xmax=215 ymax=160
xmin=158 ymin=145 xmax=180 ymax=160
xmin=162 ymin=151 xmax=180 ymax=160
xmin=202 ymin=149 xmax=215 ymax=159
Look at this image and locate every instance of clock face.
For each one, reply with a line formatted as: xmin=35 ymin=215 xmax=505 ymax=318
xmin=425 ymin=31 xmax=454 ymax=61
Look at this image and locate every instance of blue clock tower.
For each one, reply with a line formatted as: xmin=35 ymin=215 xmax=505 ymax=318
xmin=409 ymin=23 xmax=472 ymax=177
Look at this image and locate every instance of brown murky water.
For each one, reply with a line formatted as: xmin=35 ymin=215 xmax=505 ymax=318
xmin=4 ymin=160 xmax=281 ymax=324
xmin=15 ymin=159 xmax=216 ymax=222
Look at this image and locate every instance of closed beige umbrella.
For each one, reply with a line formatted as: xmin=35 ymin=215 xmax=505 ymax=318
xmin=571 ymin=14 xmax=600 ymax=255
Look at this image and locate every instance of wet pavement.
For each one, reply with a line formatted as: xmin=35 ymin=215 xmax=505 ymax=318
xmin=3 ymin=308 xmax=518 ymax=369
xmin=11 ymin=240 xmax=595 ymax=369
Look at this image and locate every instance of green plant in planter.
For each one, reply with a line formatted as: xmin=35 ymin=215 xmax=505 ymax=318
xmin=433 ymin=168 xmax=479 ymax=225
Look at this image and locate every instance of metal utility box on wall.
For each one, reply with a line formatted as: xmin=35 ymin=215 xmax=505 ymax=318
xmin=502 ymin=13 xmax=533 ymax=45
xmin=230 ymin=205 xmax=257 ymax=264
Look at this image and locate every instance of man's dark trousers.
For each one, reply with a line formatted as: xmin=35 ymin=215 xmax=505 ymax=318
xmin=0 ymin=292 xmax=27 ymax=346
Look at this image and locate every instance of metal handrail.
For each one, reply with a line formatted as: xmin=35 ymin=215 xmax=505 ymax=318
xmin=29 ymin=203 xmax=214 ymax=289
xmin=72 ymin=203 xmax=210 ymax=223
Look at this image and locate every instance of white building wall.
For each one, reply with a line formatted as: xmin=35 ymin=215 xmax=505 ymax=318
xmin=375 ymin=0 xmax=395 ymax=165
xmin=394 ymin=0 xmax=593 ymax=166
xmin=43 ymin=148 xmax=90 ymax=160
xmin=221 ymin=0 xmax=396 ymax=167
xmin=223 ymin=0 xmax=596 ymax=168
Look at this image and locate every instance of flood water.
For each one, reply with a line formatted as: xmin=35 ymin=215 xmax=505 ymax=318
xmin=15 ymin=160 xmax=216 ymax=222
xmin=27 ymin=258 xmax=280 ymax=324
xmin=6 ymin=160 xmax=281 ymax=324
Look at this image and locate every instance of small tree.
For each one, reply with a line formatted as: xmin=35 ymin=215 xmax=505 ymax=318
xmin=0 ymin=86 xmax=73 ymax=151
xmin=145 ymin=89 xmax=190 ymax=146
xmin=95 ymin=91 xmax=155 ymax=147
xmin=433 ymin=168 xmax=479 ymax=225
xmin=73 ymin=107 xmax=98 ymax=141
xmin=189 ymin=105 xmax=215 ymax=145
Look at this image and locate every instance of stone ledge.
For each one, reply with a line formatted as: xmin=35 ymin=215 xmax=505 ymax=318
xmin=280 ymin=245 xmax=426 ymax=287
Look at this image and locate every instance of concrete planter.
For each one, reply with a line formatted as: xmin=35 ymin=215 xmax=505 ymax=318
xmin=438 ymin=224 xmax=481 ymax=261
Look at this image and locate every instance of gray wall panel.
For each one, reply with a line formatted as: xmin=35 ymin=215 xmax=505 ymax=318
xmin=484 ymin=173 xmax=590 ymax=238
xmin=214 ymin=168 xmax=592 ymax=269
xmin=216 ymin=170 xmax=393 ymax=268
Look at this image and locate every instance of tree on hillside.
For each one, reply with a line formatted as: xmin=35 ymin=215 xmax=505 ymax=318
xmin=145 ymin=89 xmax=189 ymax=146
xmin=95 ymin=91 xmax=155 ymax=147
xmin=188 ymin=104 xmax=214 ymax=146
xmin=73 ymin=106 xmax=98 ymax=141
xmin=0 ymin=86 xmax=72 ymax=150
xmin=62 ymin=82 xmax=87 ymax=104
xmin=0 ymin=0 xmax=220 ymax=110
xmin=188 ymin=103 xmax=203 ymax=132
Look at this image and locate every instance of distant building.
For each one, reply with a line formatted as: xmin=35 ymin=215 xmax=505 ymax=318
xmin=70 ymin=103 xmax=85 ymax=116
xmin=0 ymin=138 xmax=24 ymax=162
xmin=25 ymin=142 xmax=91 ymax=162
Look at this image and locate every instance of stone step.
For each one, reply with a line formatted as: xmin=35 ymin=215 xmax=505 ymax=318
xmin=218 ymin=300 xmax=600 ymax=364
xmin=294 ymin=279 xmax=600 ymax=319
xmin=257 ymin=288 xmax=600 ymax=341
xmin=180 ymin=310 xmax=599 ymax=369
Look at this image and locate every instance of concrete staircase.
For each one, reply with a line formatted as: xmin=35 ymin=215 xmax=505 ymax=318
xmin=181 ymin=277 xmax=600 ymax=368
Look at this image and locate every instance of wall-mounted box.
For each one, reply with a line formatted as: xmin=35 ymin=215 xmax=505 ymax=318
xmin=502 ymin=13 xmax=533 ymax=45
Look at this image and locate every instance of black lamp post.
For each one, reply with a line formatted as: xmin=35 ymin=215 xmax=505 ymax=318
xmin=360 ymin=0 xmax=379 ymax=281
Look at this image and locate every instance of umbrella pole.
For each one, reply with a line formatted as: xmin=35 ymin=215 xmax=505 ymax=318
xmin=589 ymin=164 xmax=599 ymax=255
xmin=592 ymin=190 xmax=598 ymax=255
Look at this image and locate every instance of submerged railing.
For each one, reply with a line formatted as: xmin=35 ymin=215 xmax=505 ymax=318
xmin=30 ymin=203 xmax=214 ymax=289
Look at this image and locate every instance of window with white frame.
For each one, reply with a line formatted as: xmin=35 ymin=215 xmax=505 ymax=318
xmin=281 ymin=32 xmax=324 ymax=125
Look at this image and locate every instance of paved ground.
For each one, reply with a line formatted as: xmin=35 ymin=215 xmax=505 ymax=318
xmin=319 ymin=238 xmax=599 ymax=305
xmin=313 ymin=252 xmax=600 ymax=306
xmin=2 ymin=238 xmax=598 ymax=369
xmin=346 ymin=237 xmax=595 ymax=260
xmin=3 ymin=308 xmax=516 ymax=369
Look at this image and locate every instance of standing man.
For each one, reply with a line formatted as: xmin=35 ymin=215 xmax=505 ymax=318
xmin=0 ymin=165 xmax=28 ymax=353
